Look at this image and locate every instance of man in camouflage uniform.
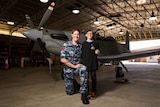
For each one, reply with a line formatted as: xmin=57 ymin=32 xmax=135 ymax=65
xmin=60 ymin=29 xmax=89 ymax=104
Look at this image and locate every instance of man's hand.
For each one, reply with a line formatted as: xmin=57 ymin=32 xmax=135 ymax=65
xmin=74 ymin=64 xmax=82 ymax=69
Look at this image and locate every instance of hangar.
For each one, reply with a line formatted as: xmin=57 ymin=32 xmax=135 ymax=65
xmin=0 ymin=0 xmax=160 ymax=106
xmin=0 ymin=0 xmax=160 ymax=66
xmin=1 ymin=0 xmax=160 ymax=40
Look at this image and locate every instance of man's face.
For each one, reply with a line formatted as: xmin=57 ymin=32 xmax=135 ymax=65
xmin=86 ymin=31 xmax=93 ymax=40
xmin=72 ymin=30 xmax=80 ymax=42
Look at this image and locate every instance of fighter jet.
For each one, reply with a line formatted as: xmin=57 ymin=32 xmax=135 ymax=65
xmin=22 ymin=2 xmax=160 ymax=73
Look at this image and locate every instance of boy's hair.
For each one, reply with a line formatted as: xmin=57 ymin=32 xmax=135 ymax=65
xmin=85 ymin=29 xmax=92 ymax=34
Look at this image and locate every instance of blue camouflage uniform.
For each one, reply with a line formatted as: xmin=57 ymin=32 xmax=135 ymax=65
xmin=60 ymin=41 xmax=88 ymax=95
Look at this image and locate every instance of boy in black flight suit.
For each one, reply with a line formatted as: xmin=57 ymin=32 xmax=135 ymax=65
xmin=82 ymin=30 xmax=100 ymax=99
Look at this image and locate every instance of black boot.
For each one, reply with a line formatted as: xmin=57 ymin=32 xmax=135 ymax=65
xmin=81 ymin=93 xmax=89 ymax=104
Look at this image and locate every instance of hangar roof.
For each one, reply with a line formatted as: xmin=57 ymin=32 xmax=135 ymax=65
xmin=0 ymin=0 xmax=160 ymax=42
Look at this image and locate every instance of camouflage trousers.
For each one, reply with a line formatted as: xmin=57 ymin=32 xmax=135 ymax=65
xmin=64 ymin=65 xmax=88 ymax=95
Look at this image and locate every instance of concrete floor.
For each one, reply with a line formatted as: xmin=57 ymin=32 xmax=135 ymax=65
xmin=0 ymin=62 xmax=160 ymax=107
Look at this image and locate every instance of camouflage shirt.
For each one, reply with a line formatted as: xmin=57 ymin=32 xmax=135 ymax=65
xmin=60 ymin=41 xmax=82 ymax=77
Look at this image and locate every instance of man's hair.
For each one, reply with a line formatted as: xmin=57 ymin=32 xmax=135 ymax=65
xmin=71 ymin=29 xmax=80 ymax=34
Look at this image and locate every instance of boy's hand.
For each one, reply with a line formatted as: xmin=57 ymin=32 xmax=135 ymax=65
xmin=95 ymin=49 xmax=100 ymax=55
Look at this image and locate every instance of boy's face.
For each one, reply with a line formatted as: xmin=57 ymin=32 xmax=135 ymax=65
xmin=86 ymin=31 xmax=93 ymax=40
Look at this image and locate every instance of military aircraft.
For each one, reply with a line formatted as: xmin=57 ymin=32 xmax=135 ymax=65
xmin=22 ymin=2 xmax=160 ymax=73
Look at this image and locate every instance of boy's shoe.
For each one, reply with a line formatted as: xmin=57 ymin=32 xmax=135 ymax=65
xmin=114 ymin=78 xmax=129 ymax=83
xmin=89 ymin=92 xmax=96 ymax=100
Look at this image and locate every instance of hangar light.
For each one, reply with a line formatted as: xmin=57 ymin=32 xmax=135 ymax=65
xmin=137 ymin=0 xmax=146 ymax=5
xmin=94 ymin=18 xmax=99 ymax=25
xmin=40 ymin=0 xmax=48 ymax=3
xmin=149 ymin=11 xmax=157 ymax=21
xmin=119 ymin=29 xmax=123 ymax=34
xmin=107 ymin=23 xmax=116 ymax=29
xmin=72 ymin=9 xmax=80 ymax=14
xmin=7 ymin=21 xmax=14 ymax=25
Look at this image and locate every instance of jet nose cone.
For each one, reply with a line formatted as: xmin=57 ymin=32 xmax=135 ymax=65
xmin=22 ymin=29 xmax=33 ymax=39
xmin=22 ymin=29 xmax=43 ymax=41
xmin=22 ymin=30 xmax=29 ymax=37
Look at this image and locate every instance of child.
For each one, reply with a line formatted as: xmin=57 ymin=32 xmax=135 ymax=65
xmin=81 ymin=30 xmax=100 ymax=99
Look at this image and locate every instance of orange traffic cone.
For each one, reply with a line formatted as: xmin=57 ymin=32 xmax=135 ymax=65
xmin=4 ymin=57 xmax=9 ymax=70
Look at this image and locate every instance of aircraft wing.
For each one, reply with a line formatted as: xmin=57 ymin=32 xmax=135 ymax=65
xmin=98 ymin=47 xmax=160 ymax=61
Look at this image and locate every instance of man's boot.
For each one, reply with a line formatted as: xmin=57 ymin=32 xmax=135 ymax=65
xmin=81 ymin=93 xmax=89 ymax=104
